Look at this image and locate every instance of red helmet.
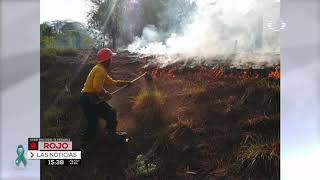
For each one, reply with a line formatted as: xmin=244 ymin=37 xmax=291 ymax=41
xmin=96 ymin=48 xmax=116 ymax=63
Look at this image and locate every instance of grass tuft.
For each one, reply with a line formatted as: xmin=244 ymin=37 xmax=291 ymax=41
xmin=133 ymin=88 xmax=165 ymax=109
xmin=132 ymin=88 xmax=166 ymax=131
xmin=237 ymin=140 xmax=279 ymax=178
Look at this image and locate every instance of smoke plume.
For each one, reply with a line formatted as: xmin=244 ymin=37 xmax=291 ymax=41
xmin=125 ymin=0 xmax=281 ymax=67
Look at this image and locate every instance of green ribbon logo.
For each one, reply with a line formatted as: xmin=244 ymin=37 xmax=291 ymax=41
xmin=15 ymin=145 xmax=27 ymax=167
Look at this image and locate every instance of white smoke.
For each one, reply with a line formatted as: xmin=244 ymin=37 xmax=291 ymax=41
xmin=127 ymin=0 xmax=280 ymax=66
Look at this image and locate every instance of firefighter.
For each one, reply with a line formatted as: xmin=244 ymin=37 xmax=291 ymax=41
xmin=80 ymin=48 xmax=131 ymax=142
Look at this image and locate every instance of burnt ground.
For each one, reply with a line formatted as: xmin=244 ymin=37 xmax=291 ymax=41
xmin=41 ymin=50 xmax=280 ymax=180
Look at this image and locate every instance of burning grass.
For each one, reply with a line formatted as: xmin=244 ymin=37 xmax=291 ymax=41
xmin=140 ymin=61 xmax=280 ymax=179
xmin=268 ymin=64 xmax=280 ymax=80
xmin=147 ymin=61 xmax=280 ymax=82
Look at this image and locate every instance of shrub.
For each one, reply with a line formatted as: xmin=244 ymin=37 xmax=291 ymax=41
xmin=40 ymin=48 xmax=79 ymax=59
xmin=43 ymin=106 xmax=65 ymax=137
xmin=56 ymin=48 xmax=79 ymax=57
xmin=41 ymin=48 xmax=57 ymax=59
xmin=44 ymin=106 xmax=64 ymax=123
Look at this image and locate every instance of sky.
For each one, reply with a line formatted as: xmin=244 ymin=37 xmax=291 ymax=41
xmin=40 ymin=0 xmax=280 ymax=24
xmin=40 ymin=0 xmax=92 ymax=24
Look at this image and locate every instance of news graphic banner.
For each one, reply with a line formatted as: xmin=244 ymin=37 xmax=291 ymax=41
xmin=27 ymin=138 xmax=81 ymax=166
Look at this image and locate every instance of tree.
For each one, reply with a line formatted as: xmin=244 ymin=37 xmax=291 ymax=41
xmin=86 ymin=0 xmax=196 ymax=48
xmin=41 ymin=36 xmax=56 ymax=48
xmin=40 ymin=21 xmax=95 ymax=49
xmin=41 ymin=22 xmax=57 ymax=37
xmin=87 ymin=0 xmax=127 ymax=49
xmin=140 ymin=0 xmax=167 ymax=26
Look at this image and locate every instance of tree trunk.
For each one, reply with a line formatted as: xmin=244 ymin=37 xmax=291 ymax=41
xmin=112 ymin=33 xmax=117 ymax=50
xmin=102 ymin=36 xmax=105 ymax=48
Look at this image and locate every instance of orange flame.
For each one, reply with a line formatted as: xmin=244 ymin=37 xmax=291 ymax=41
xmin=148 ymin=63 xmax=280 ymax=81
xmin=268 ymin=65 xmax=280 ymax=80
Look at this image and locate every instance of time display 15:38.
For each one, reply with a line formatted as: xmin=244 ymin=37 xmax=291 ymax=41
xmin=46 ymin=159 xmax=81 ymax=166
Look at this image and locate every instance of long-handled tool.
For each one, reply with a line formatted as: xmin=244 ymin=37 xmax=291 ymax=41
xmin=111 ymin=72 xmax=151 ymax=95
xmin=96 ymin=72 xmax=152 ymax=104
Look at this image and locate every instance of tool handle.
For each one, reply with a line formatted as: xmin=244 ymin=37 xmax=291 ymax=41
xmin=96 ymin=72 xmax=147 ymax=104
xmin=111 ymin=85 xmax=129 ymax=95
xmin=111 ymin=72 xmax=146 ymax=95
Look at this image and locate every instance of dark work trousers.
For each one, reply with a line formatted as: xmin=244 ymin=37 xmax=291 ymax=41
xmin=80 ymin=93 xmax=117 ymax=139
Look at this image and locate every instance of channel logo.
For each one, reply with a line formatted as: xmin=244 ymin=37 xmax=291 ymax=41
xmin=28 ymin=139 xmax=38 ymax=150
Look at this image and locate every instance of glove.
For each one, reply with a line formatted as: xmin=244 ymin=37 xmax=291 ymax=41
xmin=117 ymin=80 xmax=132 ymax=87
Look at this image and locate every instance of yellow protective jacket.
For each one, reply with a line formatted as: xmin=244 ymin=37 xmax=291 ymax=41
xmin=81 ymin=63 xmax=123 ymax=94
